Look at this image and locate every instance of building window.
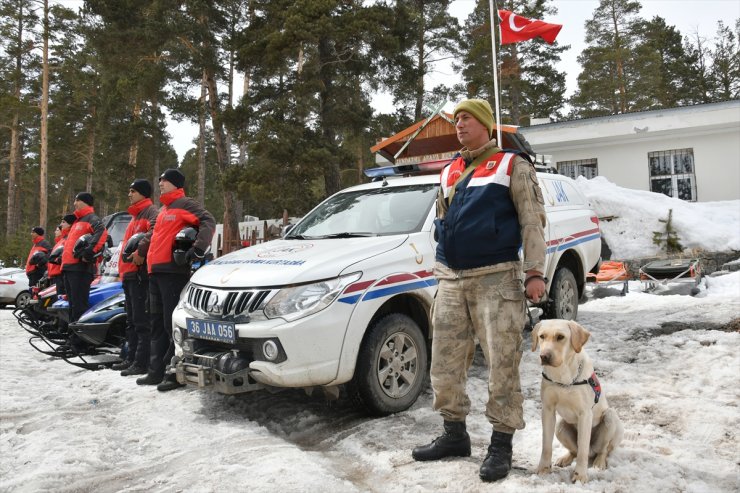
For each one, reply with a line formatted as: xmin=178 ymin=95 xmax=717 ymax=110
xmin=556 ymin=158 xmax=598 ymax=179
xmin=648 ymin=148 xmax=697 ymax=201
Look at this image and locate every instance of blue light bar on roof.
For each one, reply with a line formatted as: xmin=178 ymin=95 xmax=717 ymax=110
xmin=364 ymin=156 xmax=457 ymax=178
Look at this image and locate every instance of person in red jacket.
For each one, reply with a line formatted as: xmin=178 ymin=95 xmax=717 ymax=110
xmin=26 ymin=227 xmax=52 ymax=288
xmin=47 ymin=214 xmax=76 ymax=296
xmin=61 ymin=192 xmax=108 ymax=323
xmin=136 ymin=168 xmax=215 ymax=392
xmin=110 ymin=179 xmax=159 ymax=376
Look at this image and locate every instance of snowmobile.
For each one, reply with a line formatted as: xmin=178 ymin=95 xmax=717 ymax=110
xmin=27 ymin=287 xmax=127 ymax=370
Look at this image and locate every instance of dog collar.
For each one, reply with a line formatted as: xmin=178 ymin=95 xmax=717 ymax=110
xmin=542 ymin=365 xmax=602 ymax=404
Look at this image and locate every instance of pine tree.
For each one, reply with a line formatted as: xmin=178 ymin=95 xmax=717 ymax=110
xmin=652 ymin=209 xmax=683 ymax=254
xmin=710 ymin=20 xmax=740 ymax=100
xmin=379 ymin=0 xmax=460 ymax=121
xmin=682 ymin=30 xmax=716 ymax=104
xmin=0 ymin=0 xmax=41 ymax=239
xmin=234 ymin=0 xmax=388 ymax=218
xmin=570 ymin=0 xmax=643 ymax=117
xmin=631 ymin=16 xmax=695 ymax=110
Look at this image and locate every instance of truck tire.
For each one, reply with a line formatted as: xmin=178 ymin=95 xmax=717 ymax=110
xmin=349 ymin=313 xmax=428 ymax=416
xmin=544 ymin=267 xmax=579 ymax=320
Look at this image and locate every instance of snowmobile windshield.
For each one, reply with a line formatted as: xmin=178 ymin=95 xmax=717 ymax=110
xmin=286 ymin=184 xmax=437 ymax=239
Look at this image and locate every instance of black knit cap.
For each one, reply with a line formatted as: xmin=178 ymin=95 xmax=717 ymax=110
xmin=62 ymin=214 xmax=76 ymax=225
xmin=159 ymin=168 xmax=185 ymax=189
xmin=32 ymin=226 xmax=44 ymax=236
xmin=75 ymin=192 xmax=94 ymax=206
xmin=129 ymin=178 xmax=152 ymax=198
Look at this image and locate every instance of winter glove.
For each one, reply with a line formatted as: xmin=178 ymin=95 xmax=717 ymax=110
xmin=82 ymin=247 xmax=96 ymax=263
xmin=185 ymin=247 xmax=205 ymax=264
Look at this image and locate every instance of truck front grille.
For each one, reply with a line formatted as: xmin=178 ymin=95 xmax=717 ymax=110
xmin=184 ymin=285 xmax=273 ymax=320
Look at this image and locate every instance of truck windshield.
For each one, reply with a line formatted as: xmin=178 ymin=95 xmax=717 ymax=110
xmin=287 ymin=184 xmax=437 ymax=238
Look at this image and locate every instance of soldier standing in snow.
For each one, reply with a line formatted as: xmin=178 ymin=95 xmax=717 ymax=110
xmin=412 ymin=99 xmax=547 ymax=482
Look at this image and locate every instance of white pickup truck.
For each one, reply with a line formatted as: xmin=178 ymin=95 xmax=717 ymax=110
xmin=171 ymin=162 xmax=601 ymax=415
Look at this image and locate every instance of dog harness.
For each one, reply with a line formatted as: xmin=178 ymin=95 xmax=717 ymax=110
xmin=542 ymin=362 xmax=602 ymax=404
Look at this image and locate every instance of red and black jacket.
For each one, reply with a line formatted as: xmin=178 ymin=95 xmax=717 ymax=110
xmin=62 ymin=206 xmax=108 ymax=274
xmin=47 ymin=228 xmax=69 ymax=279
xmin=25 ymin=236 xmax=51 ymax=274
xmin=118 ymin=198 xmax=158 ymax=280
xmin=144 ymin=189 xmax=216 ymax=275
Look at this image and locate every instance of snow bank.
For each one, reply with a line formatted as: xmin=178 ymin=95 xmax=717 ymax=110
xmin=576 ymin=176 xmax=740 ymax=259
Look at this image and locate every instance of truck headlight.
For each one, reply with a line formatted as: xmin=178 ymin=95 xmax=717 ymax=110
xmin=264 ymin=272 xmax=361 ymax=322
xmin=177 ymin=282 xmax=192 ymax=310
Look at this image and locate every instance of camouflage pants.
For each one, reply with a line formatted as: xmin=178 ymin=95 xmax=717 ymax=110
xmin=430 ymin=266 xmax=526 ymax=433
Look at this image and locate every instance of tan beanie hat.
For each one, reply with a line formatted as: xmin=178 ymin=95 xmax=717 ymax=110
xmin=453 ymin=99 xmax=494 ymax=138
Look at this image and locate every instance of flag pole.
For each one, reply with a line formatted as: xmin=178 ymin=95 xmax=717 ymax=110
xmin=488 ymin=0 xmax=502 ymax=147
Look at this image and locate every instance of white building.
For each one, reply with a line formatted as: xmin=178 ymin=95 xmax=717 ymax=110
xmin=520 ymin=100 xmax=740 ymax=202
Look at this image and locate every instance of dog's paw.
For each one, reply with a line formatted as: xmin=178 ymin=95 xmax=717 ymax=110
xmin=593 ymin=454 xmax=608 ymax=470
xmin=555 ymin=453 xmax=575 ymax=467
xmin=571 ymin=468 xmax=589 ymax=484
xmin=535 ymin=463 xmax=551 ymax=475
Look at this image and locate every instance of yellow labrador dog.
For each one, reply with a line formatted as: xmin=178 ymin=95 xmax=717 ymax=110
xmin=532 ymin=320 xmax=623 ymax=483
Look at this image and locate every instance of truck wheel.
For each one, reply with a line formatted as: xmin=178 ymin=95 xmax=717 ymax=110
xmin=349 ymin=313 xmax=428 ymax=416
xmin=544 ymin=267 xmax=579 ymax=320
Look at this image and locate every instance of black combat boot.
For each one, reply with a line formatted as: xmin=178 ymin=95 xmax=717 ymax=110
xmin=412 ymin=420 xmax=471 ymax=461
xmin=479 ymin=430 xmax=513 ymax=482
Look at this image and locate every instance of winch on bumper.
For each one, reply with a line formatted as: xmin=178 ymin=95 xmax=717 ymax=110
xmin=175 ymin=348 xmax=264 ymax=395
xmin=173 ymin=332 xmax=288 ymax=394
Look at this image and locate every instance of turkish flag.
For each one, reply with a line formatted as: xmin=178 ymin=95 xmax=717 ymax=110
xmin=498 ymin=10 xmax=562 ymax=45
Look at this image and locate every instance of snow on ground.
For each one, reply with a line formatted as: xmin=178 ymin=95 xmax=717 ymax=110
xmin=1 ymin=273 xmax=738 ymax=493
xmin=576 ymin=176 xmax=740 ymax=259
xmin=2 ymin=178 xmax=738 ymax=492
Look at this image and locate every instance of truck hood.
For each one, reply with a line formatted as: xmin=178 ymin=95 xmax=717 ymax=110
xmin=189 ymin=236 xmax=407 ymax=288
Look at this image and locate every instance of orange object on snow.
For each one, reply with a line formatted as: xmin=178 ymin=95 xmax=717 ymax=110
xmin=588 ymin=261 xmax=630 ymax=282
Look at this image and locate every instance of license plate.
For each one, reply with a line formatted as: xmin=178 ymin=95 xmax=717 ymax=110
xmin=186 ymin=318 xmax=236 ymax=344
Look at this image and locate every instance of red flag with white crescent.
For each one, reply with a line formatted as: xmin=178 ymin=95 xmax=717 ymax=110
xmin=498 ymin=9 xmax=562 ymax=45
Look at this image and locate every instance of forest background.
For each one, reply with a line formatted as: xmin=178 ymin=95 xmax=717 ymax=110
xmin=1 ymin=0 xmax=738 ymax=264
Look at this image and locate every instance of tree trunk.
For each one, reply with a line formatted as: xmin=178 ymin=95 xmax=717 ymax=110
xmin=6 ymin=5 xmax=23 ymax=239
xmin=197 ymin=69 xmax=206 ymax=204
xmin=318 ymin=37 xmax=341 ymax=196
xmin=152 ymin=95 xmax=160 ymax=203
xmin=39 ymin=0 xmax=50 ymax=229
xmin=610 ymin=4 xmax=627 ymax=113
xmin=7 ymin=112 xmax=20 ymax=238
xmin=128 ymin=99 xmax=141 ymax=168
xmin=414 ymin=9 xmax=425 ymax=121
xmin=204 ymin=66 xmax=239 ymax=255
xmin=86 ymin=105 xmax=96 ymax=192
